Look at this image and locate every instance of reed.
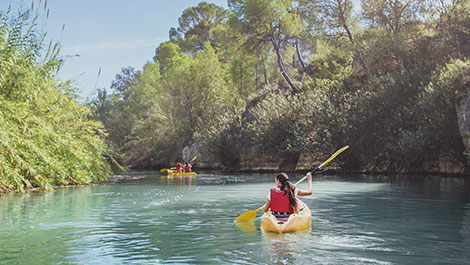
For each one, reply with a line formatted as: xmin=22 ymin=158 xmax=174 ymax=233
xmin=0 ymin=7 xmax=111 ymax=192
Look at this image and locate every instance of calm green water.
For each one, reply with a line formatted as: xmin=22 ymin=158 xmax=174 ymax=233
xmin=1 ymin=173 xmax=469 ymax=265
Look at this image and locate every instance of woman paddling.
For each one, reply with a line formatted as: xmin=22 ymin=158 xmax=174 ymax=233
xmin=264 ymin=172 xmax=312 ymax=219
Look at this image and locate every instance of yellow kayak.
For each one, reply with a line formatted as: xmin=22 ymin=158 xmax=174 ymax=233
xmin=166 ymin=169 xmax=197 ymax=176
xmin=260 ymin=203 xmax=311 ymax=233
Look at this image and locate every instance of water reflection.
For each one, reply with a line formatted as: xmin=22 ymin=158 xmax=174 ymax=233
xmin=235 ymin=221 xmax=256 ymax=234
xmin=262 ymin=231 xmax=312 ymax=265
xmin=460 ymin=178 xmax=470 ymax=263
xmin=0 ymin=185 xmax=112 ymax=264
xmin=162 ymin=175 xmax=194 ymax=188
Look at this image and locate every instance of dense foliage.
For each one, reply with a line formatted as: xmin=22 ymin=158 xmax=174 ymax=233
xmin=94 ymin=0 xmax=470 ymax=170
xmin=0 ymin=8 xmax=111 ymax=192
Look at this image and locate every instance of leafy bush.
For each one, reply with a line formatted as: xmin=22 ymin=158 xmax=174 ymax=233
xmin=245 ymin=90 xmax=326 ymax=154
xmin=195 ymin=106 xmax=245 ymax=169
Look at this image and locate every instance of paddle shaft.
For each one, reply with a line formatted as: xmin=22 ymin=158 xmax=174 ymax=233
xmin=296 ymin=145 xmax=350 ymax=184
xmin=294 ymin=166 xmax=322 ymax=186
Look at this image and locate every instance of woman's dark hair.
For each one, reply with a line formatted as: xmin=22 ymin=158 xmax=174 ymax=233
xmin=276 ymin=172 xmax=297 ymax=212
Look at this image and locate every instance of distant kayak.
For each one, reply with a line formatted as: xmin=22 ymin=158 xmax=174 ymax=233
xmin=166 ymin=169 xmax=197 ymax=176
xmin=260 ymin=203 xmax=311 ymax=233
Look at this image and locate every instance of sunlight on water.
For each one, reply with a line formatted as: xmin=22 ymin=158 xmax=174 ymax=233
xmin=0 ymin=173 xmax=469 ymax=264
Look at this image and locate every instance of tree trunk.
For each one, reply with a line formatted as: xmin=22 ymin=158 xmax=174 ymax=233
xmin=343 ymin=21 xmax=372 ymax=80
xmin=337 ymin=0 xmax=373 ymax=81
xmin=449 ymin=11 xmax=463 ymax=58
xmin=271 ymin=38 xmax=299 ymax=94
xmin=240 ymin=60 xmax=243 ymax=96
xmin=187 ymin=96 xmax=194 ymax=129
xmin=295 ymin=38 xmax=306 ymax=71
xmin=263 ymin=55 xmax=268 ymax=85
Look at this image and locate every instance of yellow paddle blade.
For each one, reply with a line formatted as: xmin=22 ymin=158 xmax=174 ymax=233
xmin=160 ymin=168 xmax=168 ymax=173
xmin=319 ymin=145 xmax=349 ymax=168
xmin=190 ymin=156 xmax=197 ymax=163
xmin=235 ymin=208 xmax=262 ymax=222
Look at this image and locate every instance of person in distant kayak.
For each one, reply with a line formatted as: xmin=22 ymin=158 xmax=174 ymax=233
xmin=264 ymin=172 xmax=312 ymax=219
xmin=184 ymin=162 xmax=192 ymax=172
xmin=174 ymin=163 xmax=183 ymax=173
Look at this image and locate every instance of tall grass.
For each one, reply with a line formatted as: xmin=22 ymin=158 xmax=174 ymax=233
xmin=0 ymin=7 xmax=111 ymax=192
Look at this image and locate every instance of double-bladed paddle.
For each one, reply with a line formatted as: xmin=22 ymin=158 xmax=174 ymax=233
xmin=235 ymin=145 xmax=349 ymax=222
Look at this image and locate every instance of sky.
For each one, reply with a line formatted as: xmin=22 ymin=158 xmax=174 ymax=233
xmin=0 ymin=0 xmax=228 ymax=100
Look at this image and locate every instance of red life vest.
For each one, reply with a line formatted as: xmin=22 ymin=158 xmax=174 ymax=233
xmin=184 ymin=165 xmax=191 ymax=172
xmin=176 ymin=166 xmax=182 ymax=172
xmin=270 ymin=189 xmax=291 ymax=212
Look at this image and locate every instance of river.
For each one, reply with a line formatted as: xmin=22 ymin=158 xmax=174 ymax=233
xmin=1 ymin=172 xmax=469 ymax=264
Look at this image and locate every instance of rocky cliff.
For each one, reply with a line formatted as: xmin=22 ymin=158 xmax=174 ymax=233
xmin=456 ymin=85 xmax=470 ymax=162
xmin=183 ymin=142 xmax=468 ymax=175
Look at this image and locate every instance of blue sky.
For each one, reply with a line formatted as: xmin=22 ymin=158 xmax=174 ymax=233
xmin=0 ymin=0 xmax=228 ymax=99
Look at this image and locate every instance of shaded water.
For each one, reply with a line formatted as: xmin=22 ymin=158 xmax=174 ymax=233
xmin=1 ymin=173 xmax=469 ymax=264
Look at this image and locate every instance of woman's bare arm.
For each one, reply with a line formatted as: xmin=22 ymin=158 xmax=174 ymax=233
xmin=264 ymin=199 xmax=271 ymax=212
xmin=297 ymin=172 xmax=312 ymax=196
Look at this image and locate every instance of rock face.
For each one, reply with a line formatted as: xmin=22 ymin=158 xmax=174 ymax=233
xmin=182 ymin=142 xmax=223 ymax=169
xmin=438 ymin=155 xmax=466 ymax=175
xmin=456 ymin=87 xmax=470 ymax=160
xmin=186 ymin=142 xmax=469 ymax=175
